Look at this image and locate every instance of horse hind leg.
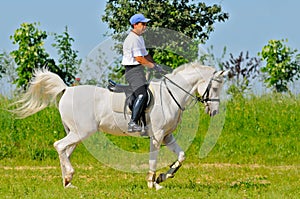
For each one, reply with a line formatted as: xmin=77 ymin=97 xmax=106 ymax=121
xmin=54 ymin=142 xmax=76 ymax=188
xmin=64 ymin=144 xmax=77 ymax=188
xmin=54 ymin=132 xmax=80 ymax=188
xmin=54 ymin=122 xmax=76 ymax=187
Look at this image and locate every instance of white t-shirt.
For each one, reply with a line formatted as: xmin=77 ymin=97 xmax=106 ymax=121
xmin=121 ymin=31 xmax=148 ymax=65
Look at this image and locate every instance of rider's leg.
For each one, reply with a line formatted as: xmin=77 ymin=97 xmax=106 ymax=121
xmin=128 ymin=86 xmax=148 ymax=132
xmin=125 ymin=66 xmax=148 ymax=132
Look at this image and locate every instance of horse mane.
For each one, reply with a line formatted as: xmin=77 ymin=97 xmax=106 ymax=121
xmin=171 ymin=62 xmax=215 ymax=76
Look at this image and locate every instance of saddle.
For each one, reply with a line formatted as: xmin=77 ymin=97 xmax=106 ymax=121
xmin=108 ymin=79 xmax=152 ymax=111
xmin=108 ymin=80 xmax=135 ymax=111
xmin=108 ymin=80 xmax=153 ymax=131
xmin=108 ymin=79 xmax=131 ymax=93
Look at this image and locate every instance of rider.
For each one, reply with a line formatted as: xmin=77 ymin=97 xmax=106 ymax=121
xmin=122 ymin=13 xmax=162 ymax=132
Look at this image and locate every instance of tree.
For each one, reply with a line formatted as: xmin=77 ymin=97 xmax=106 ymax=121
xmin=10 ymin=22 xmax=57 ymax=90
xmin=10 ymin=22 xmax=81 ymax=89
xmin=0 ymin=51 xmax=8 ymax=78
xmin=0 ymin=51 xmax=18 ymax=95
xmin=103 ymin=0 xmax=228 ymax=41
xmin=222 ymin=51 xmax=261 ymax=97
xmin=259 ymin=39 xmax=300 ymax=92
xmin=0 ymin=51 xmax=17 ymax=79
xmin=102 ymin=0 xmax=229 ymax=76
xmin=52 ymin=26 xmax=82 ymax=86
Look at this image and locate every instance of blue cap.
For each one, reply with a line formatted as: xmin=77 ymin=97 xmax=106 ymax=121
xmin=129 ymin=13 xmax=150 ymax=25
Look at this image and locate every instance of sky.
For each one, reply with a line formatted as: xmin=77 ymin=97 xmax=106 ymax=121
xmin=206 ymin=0 xmax=300 ymax=58
xmin=1 ymin=0 xmax=300 ymax=59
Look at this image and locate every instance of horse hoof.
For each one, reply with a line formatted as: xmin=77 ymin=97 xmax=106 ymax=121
xmin=154 ymin=182 xmax=163 ymax=191
xmin=146 ymin=171 xmax=156 ymax=188
xmin=156 ymin=173 xmax=166 ymax=184
xmin=64 ymin=183 xmax=77 ymax=189
xmin=147 ymin=181 xmax=154 ymax=189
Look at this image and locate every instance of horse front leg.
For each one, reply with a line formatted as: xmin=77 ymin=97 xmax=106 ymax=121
xmin=156 ymin=134 xmax=186 ymax=184
xmin=147 ymin=135 xmax=163 ymax=190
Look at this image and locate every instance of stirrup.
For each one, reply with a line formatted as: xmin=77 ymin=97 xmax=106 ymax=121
xmin=128 ymin=121 xmax=142 ymax=132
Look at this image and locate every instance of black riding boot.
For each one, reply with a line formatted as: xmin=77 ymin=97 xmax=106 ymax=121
xmin=128 ymin=94 xmax=147 ymax=132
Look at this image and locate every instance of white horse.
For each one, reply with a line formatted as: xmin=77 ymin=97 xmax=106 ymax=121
xmin=11 ymin=62 xmax=226 ymax=190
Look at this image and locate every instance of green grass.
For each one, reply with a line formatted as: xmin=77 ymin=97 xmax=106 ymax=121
xmin=0 ymin=94 xmax=300 ymax=198
xmin=1 ymin=158 xmax=299 ymax=198
xmin=184 ymin=94 xmax=300 ymax=166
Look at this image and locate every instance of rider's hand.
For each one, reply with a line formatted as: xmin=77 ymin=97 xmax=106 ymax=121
xmin=153 ymin=64 xmax=164 ymax=74
xmin=151 ymin=64 xmax=168 ymax=79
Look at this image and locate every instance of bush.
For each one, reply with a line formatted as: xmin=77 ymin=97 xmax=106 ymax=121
xmin=1 ymin=94 xmax=300 ymax=166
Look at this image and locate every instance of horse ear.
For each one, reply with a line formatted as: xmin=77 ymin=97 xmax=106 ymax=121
xmin=215 ymin=70 xmax=230 ymax=77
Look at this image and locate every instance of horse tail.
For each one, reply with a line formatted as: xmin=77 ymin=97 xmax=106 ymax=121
xmin=10 ymin=68 xmax=67 ymax=119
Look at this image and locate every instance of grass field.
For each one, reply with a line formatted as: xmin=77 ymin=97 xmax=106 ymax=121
xmin=1 ymin=159 xmax=299 ymax=198
xmin=0 ymin=94 xmax=300 ymax=198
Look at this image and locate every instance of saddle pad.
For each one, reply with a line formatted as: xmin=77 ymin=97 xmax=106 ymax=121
xmin=111 ymin=111 xmax=130 ymax=133
xmin=110 ymin=85 xmax=154 ymax=114
xmin=111 ymin=92 xmax=129 ymax=113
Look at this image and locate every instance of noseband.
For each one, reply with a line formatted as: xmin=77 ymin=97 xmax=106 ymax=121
xmin=163 ymin=75 xmax=221 ymax=111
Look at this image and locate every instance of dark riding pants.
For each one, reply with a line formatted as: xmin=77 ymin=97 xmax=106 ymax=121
xmin=124 ymin=65 xmax=148 ymax=124
xmin=125 ymin=64 xmax=148 ymax=97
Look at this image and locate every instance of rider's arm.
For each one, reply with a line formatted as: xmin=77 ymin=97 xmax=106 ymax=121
xmin=135 ymin=54 xmax=155 ymax=68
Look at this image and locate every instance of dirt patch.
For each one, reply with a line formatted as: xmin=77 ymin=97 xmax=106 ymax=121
xmin=0 ymin=163 xmax=298 ymax=171
xmin=182 ymin=163 xmax=300 ymax=170
xmin=0 ymin=166 xmax=57 ymax=170
xmin=0 ymin=165 xmax=94 ymax=170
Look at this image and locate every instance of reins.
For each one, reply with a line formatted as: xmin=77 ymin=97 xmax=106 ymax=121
xmin=162 ymin=74 xmax=220 ymax=111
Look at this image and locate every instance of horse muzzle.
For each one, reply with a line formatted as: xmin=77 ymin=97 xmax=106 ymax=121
xmin=205 ymin=105 xmax=218 ymax=117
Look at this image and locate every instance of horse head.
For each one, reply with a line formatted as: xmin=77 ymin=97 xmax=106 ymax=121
xmin=197 ymin=70 xmax=228 ymax=117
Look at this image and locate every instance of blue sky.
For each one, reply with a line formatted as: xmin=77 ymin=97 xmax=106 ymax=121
xmin=1 ymin=0 xmax=300 ymax=60
xmin=206 ymin=0 xmax=300 ymax=57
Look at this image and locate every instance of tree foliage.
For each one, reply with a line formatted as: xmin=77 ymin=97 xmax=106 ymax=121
xmin=0 ymin=51 xmax=17 ymax=81
xmin=221 ymin=51 xmax=261 ymax=97
xmin=259 ymin=39 xmax=300 ymax=92
xmin=102 ymin=0 xmax=228 ymax=41
xmin=10 ymin=22 xmax=81 ymax=90
xmin=52 ymin=26 xmax=82 ymax=85
xmin=0 ymin=51 xmax=18 ymax=96
xmin=0 ymin=51 xmax=9 ymax=78
xmin=10 ymin=22 xmax=57 ymax=90
xmin=102 ymin=0 xmax=229 ymax=79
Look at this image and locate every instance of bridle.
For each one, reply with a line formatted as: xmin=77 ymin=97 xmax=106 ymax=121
xmin=200 ymin=76 xmax=222 ymax=104
xmin=162 ymin=74 xmax=221 ymax=111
